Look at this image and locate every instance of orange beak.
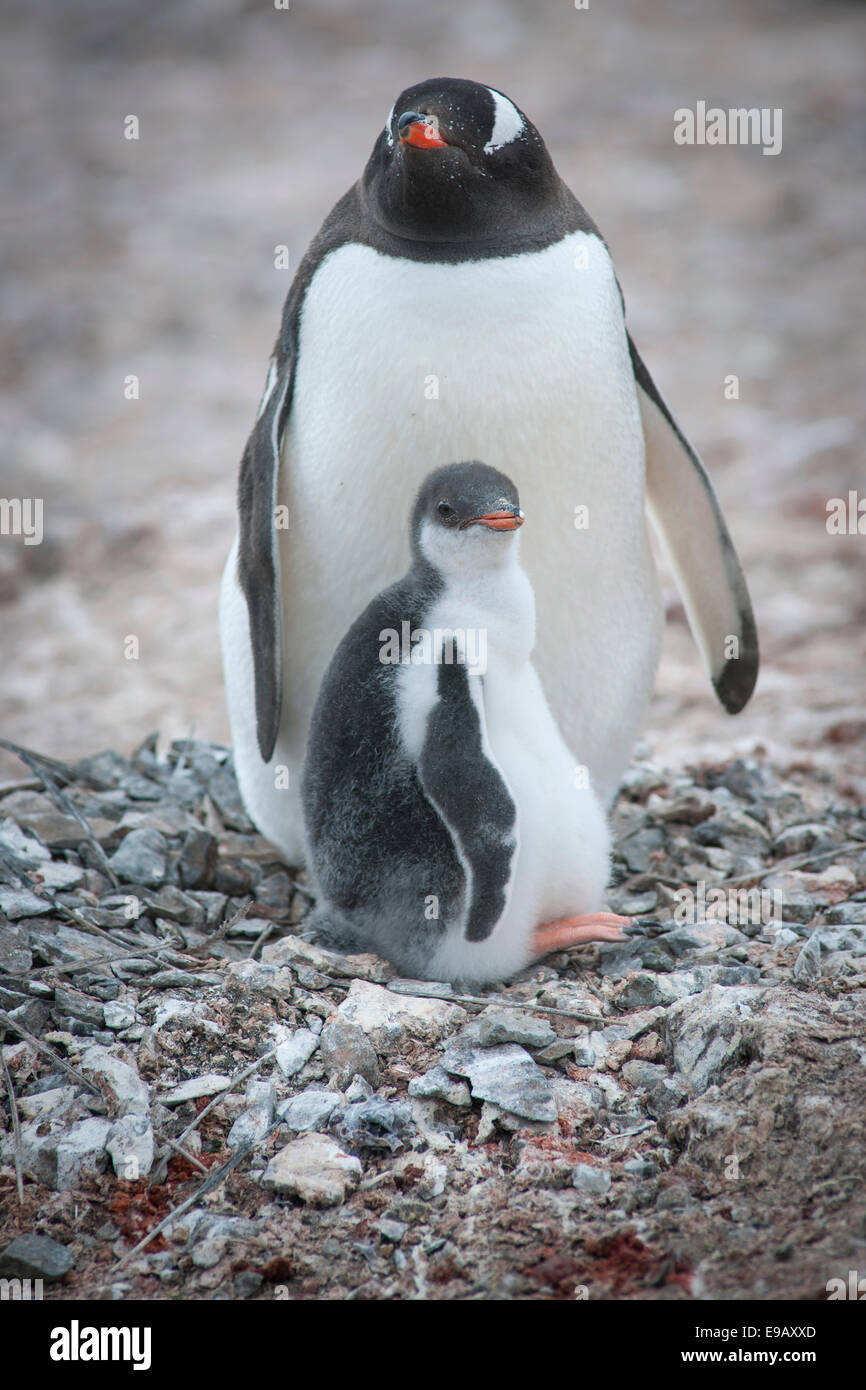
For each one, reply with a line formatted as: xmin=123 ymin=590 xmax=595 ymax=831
xmin=465 ymin=509 xmax=525 ymax=532
xmin=399 ymin=118 xmax=448 ymax=150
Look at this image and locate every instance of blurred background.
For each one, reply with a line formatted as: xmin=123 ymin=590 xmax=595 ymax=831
xmin=1 ymin=0 xmax=864 ymax=789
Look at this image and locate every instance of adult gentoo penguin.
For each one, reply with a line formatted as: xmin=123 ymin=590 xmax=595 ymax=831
xmin=301 ymin=461 xmax=628 ymax=984
xmin=220 ymin=77 xmax=758 ymax=864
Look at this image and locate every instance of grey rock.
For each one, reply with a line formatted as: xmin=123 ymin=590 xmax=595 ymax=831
xmin=793 ymin=935 xmax=823 ymax=982
xmin=824 ymin=903 xmax=866 ymax=927
xmin=80 ymin=1045 xmax=150 ymax=1116
xmin=208 ymin=764 xmax=255 ymax=832
xmin=227 ymin=1079 xmax=276 ymax=1150
xmin=571 ymin=1163 xmax=612 ymax=1194
xmin=645 ymin=1075 xmax=690 ymax=1119
xmin=440 ymin=1043 xmax=557 ymax=1123
xmin=665 ymin=985 xmax=765 ymax=1090
xmin=620 ymin=1059 xmax=667 ymax=1090
xmin=344 ymin=1074 xmax=374 ymax=1103
xmin=0 ymin=816 xmax=51 ymax=865
xmin=335 ymin=1097 xmax=414 ymax=1152
xmin=161 ymin=1073 xmax=232 ymax=1106
xmin=318 ymin=1017 xmax=378 ymax=1089
xmin=477 ymin=1008 xmax=557 ymax=1050
xmin=109 ymin=829 xmax=168 ymax=887
xmin=623 ymin=1155 xmax=658 ymax=1178
xmin=103 ymin=1000 xmax=137 ymax=1031
xmin=278 ymin=1089 xmax=342 ymax=1132
xmin=337 ymin=979 xmax=466 ymax=1055
xmin=408 ymin=1065 xmax=472 ymax=1107
xmin=0 ymin=1233 xmax=73 ymax=1281
xmin=177 ymin=829 xmax=217 ymax=889
xmin=32 ymin=861 xmax=84 ymax=890
xmin=659 ymin=922 xmax=748 ymax=957
xmin=54 ymin=985 xmax=104 ymax=1028
xmin=572 ymin=1040 xmax=597 ymax=1067
xmin=0 ymin=921 xmax=32 ymax=974
xmin=107 ymin=1113 xmax=155 ymax=1179
xmin=274 ymin=1027 xmax=320 ymax=1079
xmin=378 ymin=1218 xmax=407 ymax=1243
xmin=617 ymin=826 xmax=665 ymax=872
xmin=721 ymin=758 xmax=765 ymax=801
xmin=5 ymin=1116 xmax=112 ymax=1190
xmin=262 ymin=1132 xmax=361 ymax=1205
xmin=0 ymin=887 xmax=48 ymax=919
xmin=618 ymin=971 xmax=698 ymax=1010
xmin=17 ymin=1085 xmax=77 ymax=1120
xmin=187 ymin=1214 xmax=258 ymax=1269
xmin=773 ymin=823 xmax=839 ymax=856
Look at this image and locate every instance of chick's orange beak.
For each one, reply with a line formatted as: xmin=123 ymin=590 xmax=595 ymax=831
xmin=466 ymin=509 xmax=525 ymax=532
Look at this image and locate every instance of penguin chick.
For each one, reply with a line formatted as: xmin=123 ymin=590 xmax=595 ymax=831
xmin=300 ymin=461 xmax=627 ymax=984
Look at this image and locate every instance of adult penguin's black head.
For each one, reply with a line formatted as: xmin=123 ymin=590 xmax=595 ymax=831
xmin=361 ymin=77 xmax=566 ymax=248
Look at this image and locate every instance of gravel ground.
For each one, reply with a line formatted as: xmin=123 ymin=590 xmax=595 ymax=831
xmin=1 ymin=741 xmax=865 ymax=1300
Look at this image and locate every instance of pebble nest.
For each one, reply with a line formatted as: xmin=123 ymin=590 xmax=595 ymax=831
xmin=1 ymin=737 xmax=865 ymax=1301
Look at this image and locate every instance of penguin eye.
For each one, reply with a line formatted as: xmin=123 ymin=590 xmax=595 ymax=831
xmin=436 ymin=501 xmax=458 ymax=526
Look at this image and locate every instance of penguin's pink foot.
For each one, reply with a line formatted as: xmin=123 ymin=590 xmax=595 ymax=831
xmin=532 ymin=913 xmax=629 ymax=957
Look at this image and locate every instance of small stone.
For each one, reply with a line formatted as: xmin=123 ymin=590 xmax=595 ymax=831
xmin=278 ymin=1089 xmax=342 ymax=1132
xmin=208 ymin=764 xmax=255 ymax=832
xmin=54 ymin=985 xmax=104 ymax=1028
xmin=33 ymin=861 xmax=84 ymax=890
xmin=0 ymin=1233 xmax=73 ymax=1281
xmin=408 ymin=1065 xmax=472 ymax=1107
xmin=152 ymin=998 xmax=219 ymax=1033
xmin=824 ymin=902 xmax=866 ymax=926
xmin=773 ymin=823 xmax=839 ymax=856
xmin=440 ymin=1042 xmax=557 ymax=1123
xmin=617 ymin=827 xmax=665 ymax=872
xmin=4 ymin=1116 xmax=113 ymax=1190
xmin=161 ymin=1073 xmax=232 ymax=1106
xmin=223 ymin=960 xmax=294 ymax=999
xmin=262 ymin=934 xmax=392 ymax=983
xmin=793 ymin=935 xmax=822 ymax=982
xmin=103 ymin=1000 xmax=137 ymax=1031
xmin=0 ymin=887 xmax=48 ymax=919
xmin=344 ymin=1074 xmax=374 ymax=1103
xmin=274 ymin=1027 xmax=320 ymax=1079
xmin=107 ymin=1113 xmax=155 ymax=1179
xmin=618 ymin=971 xmax=698 ymax=1010
xmin=645 ymin=1076 xmax=690 ymax=1119
xmin=234 ymin=1269 xmax=264 ymax=1298
xmin=665 ymin=985 xmax=765 ymax=1090
xmin=623 ymin=1156 xmax=658 ymax=1178
xmin=337 ymin=979 xmax=466 ymax=1056
xmin=80 ymin=1045 xmax=150 ymax=1116
xmin=378 ymin=1219 xmax=407 ymax=1243
xmin=109 ymin=829 xmax=168 ymax=887
xmin=477 ymin=1008 xmax=557 ymax=1050
xmin=0 ymin=921 xmax=32 ymax=974
xmin=262 ymin=1132 xmax=361 ymax=1205
xmin=571 ymin=1163 xmax=611 ymax=1194
xmin=336 ymin=1097 xmax=414 ymax=1152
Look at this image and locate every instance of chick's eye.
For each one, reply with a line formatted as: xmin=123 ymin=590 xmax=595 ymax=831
xmin=437 ymin=501 xmax=457 ymax=525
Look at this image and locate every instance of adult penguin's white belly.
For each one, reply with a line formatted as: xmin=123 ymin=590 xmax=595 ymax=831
xmin=221 ymin=229 xmax=663 ymax=862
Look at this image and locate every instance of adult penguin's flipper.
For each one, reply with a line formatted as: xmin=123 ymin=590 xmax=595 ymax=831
xmin=236 ymin=348 xmax=294 ymax=762
xmin=629 ymin=334 xmax=759 ymax=713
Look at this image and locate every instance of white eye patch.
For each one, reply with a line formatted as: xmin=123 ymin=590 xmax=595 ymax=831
xmin=483 ymin=88 xmax=524 ymax=153
xmin=384 ymin=101 xmax=396 ymax=146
